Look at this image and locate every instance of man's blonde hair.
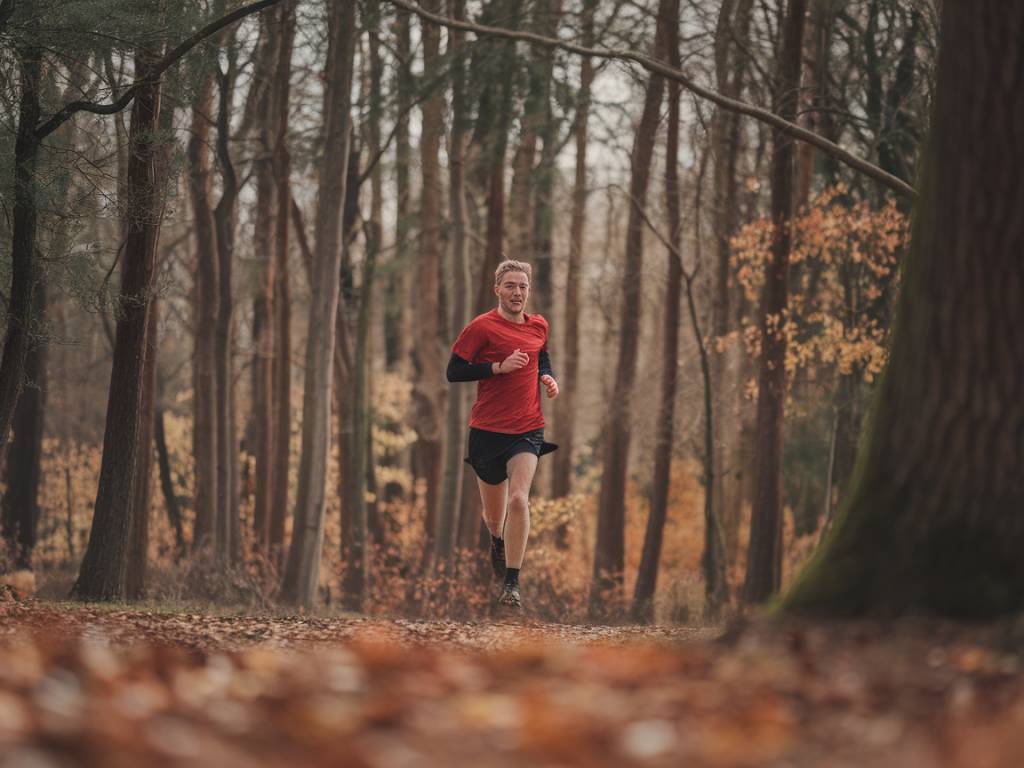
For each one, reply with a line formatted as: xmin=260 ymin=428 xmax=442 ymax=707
xmin=494 ymin=259 xmax=532 ymax=285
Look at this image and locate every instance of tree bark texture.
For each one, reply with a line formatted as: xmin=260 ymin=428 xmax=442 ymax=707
xmin=710 ymin=0 xmax=754 ymax=569
xmin=588 ymin=0 xmax=670 ymax=619
xmin=155 ymin=406 xmax=186 ymax=554
xmin=412 ymin=0 xmax=446 ymax=565
xmin=189 ymin=73 xmax=218 ymax=552
xmin=2 ymin=279 xmax=46 ymax=571
xmin=742 ymin=0 xmax=806 ymax=605
xmin=550 ymin=0 xmax=596 ymax=507
xmin=213 ymin=49 xmax=240 ymax=564
xmin=632 ymin=0 xmax=681 ymax=624
xmin=126 ymin=297 xmax=158 ymax=599
xmin=438 ymin=0 xmax=469 ymax=569
xmin=251 ymin=10 xmax=281 ymax=556
xmin=383 ymin=9 xmax=414 ymax=373
xmin=281 ymin=0 xmax=357 ymax=609
xmin=783 ymin=1 xmax=1024 ymax=619
xmin=0 ymin=42 xmax=41 ymax=459
xmin=340 ymin=0 xmax=386 ymax=609
xmin=73 ymin=55 xmax=165 ymax=601
xmin=270 ymin=0 xmax=296 ymax=566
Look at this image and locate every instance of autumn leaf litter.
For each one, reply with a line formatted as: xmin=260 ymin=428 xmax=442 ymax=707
xmin=2 ymin=598 xmax=1024 ymax=767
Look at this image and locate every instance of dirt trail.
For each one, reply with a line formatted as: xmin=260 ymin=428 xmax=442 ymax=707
xmin=1 ymin=599 xmax=1022 ymax=767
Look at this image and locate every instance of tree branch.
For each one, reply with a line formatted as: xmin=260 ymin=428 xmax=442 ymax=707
xmin=385 ymin=0 xmax=916 ymax=200
xmin=34 ymin=0 xmax=282 ymax=140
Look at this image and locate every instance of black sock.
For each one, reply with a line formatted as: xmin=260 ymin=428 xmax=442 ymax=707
xmin=491 ymin=533 xmax=504 ymax=548
xmin=504 ymin=567 xmax=519 ymax=588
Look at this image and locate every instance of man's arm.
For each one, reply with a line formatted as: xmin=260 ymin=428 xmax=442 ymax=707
xmin=447 ymin=354 xmax=495 ymax=382
xmin=538 ymin=349 xmax=559 ymax=399
xmin=538 ymin=349 xmax=555 ymax=380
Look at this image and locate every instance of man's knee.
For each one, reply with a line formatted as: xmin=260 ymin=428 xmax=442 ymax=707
xmin=508 ymin=489 xmax=529 ymax=512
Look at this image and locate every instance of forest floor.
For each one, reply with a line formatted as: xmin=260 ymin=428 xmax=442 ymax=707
xmin=2 ymin=594 xmax=1024 ymax=767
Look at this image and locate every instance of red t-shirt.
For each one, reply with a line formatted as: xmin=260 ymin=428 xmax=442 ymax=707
xmin=451 ymin=309 xmax=549 ymax=434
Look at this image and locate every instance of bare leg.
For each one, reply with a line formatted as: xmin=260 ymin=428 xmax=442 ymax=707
xmin=504 ymin=452 xmax=538 ymax=569
xmin=477 ymin=477 xmax=508 ymax=538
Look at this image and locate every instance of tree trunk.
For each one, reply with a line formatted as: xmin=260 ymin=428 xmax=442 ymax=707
xmin=437 ymin=0 xmax=469 ymax=570
xmin=0 ymin=42 xmax=41 ymax=459
xmin=2 ymin=279 xmax=46 ymax=571
xmin=270 ymin=0 xmax=296 ymax=567
xmin=588 ymin=0 xmax=671 ymax=619
xmin=213 ymin=48 xmax=240 ymax=564
xmin=743 ymin=0 xmax=806 ymax=605
xmin=73 ymin=53 xmax=165 ymax=601
xmin=281 ymin=0 xmax=357 ymax=609
xmin=189 ymin=73 xmax=218 ymax=552
xmin=126 ymin=297 xmax=158 ymax=599
xmin=783 ymin=0 xmax=1024 ymax=619
xmin=340 ymin=0 xmax=386 ymax=610
xmin=155 ymin=406 xmax=186 ymax=554
xmin=384 ymin=9 xmax=414 ymax=373
xmin=710 ymin=0 xmax=754 ymax=572
xmin=550 ymin=0 xmax=596 ymax=509
xmin=632 ymin=0 xmax=681 ymax=624
xmin=413 ymin=0 xmax=446 ymax=566
xmin=251 ymin=12 xmax=281 ymax=556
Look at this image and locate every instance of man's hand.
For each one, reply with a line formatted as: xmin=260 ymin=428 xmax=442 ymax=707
xmin=494 ymin=348 xmax=529 ymax=374
xmin=540 ymin=374 xmax=559 ymax=399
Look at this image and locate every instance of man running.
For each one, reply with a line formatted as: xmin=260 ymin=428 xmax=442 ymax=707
xmin=446 ymin=259 xmax=559 ymax=608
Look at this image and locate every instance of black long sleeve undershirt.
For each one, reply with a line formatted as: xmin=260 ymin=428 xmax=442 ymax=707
xmin=446 ymin=350 xmax=556 ymax=382
xmin=446 ymin=354 xmax=494 ymax=382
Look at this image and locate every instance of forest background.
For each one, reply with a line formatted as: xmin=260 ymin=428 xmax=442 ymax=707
xmin=0 ymin=0 xmax=932 ymax=621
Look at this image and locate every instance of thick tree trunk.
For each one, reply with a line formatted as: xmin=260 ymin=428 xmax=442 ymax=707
xmin=632 ymin=0 xmax=681 ymax=624
xmin=783 ymin=1 xmax=1024 ymax=619
xmin=0 ymin=43 xmax=41 ymax=459
xmin=127 ymin=297 xmax=158 ymax=599
xmin=281 ymin=0 xmax=357 ymax=609
xmin=188 ymin=74 xmax=218 ymax=553
xmin=742 ymin=0 xmax=806 ymax=605
xmin=550 ymin=0 xmax=595 ymax=509
xmin=588 ymin=0 xmax=671 ymax=619
xmin=2 ymin=279 xmax=46 ymax=571
xmin=269 ymin=0 xmax=296 ymax=566
xmin=413 ymin=0 xmax=446 ymax=565
xmin=73 ymin=54 xmax=165 ymax=601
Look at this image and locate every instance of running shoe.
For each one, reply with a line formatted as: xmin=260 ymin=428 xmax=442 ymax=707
xmin=490 ymin=536 xmax=507 ymax=581
xmin=497 ymin=583 xmax=521 ymax=608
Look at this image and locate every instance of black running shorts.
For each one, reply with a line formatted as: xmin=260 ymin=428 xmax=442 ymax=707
xmin=464 ymin=427 xmax=558 ymax=485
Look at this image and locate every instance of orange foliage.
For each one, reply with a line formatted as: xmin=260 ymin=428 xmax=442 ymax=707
xmin=728 ymin=186 xmax=909 ymax=396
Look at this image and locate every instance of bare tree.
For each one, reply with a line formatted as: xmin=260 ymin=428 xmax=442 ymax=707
xmin=632 ymin=0 xmax=681 ymax=624
xmin=73 ymin=51 xmax=166 ymax=601
xmin=281 ymin=0 xmax=358 ymax=609
xmin=743 ymin=0 xmax=807 ymax=605
xmin=588 ymin=0 xmax=671 ymax=619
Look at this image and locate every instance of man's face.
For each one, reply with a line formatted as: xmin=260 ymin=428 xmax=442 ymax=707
xmin=495 ymin=271 xmax=530 ymax=315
